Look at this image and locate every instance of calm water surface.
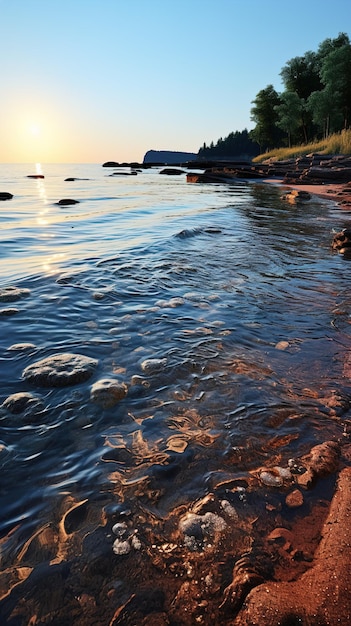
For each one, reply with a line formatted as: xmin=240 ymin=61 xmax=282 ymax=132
xmin=1 ymin=163 xmax=351 ymax=624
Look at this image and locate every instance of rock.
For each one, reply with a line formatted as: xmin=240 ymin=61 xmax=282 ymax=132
xmin=143 ymin=150 xmax=197 ymax=164
xmin=0 ymin=286 xmax=30 ymax=302
xmin=259 ymin=466 xmax=292 ymax=488
xmin=102 ymin=161 xmax=120 ymax=167
xmin=57 ymin=198 xmax=80 ymax=205
xmin=141 ymin=358 xmax=167 ymax=374
xmin=0 ymin=192 xmax=13 ymax=200
xmin=90 ymin=378 xmax=127 ymax=407
xmin=159 ymin=168 xmax=185 ymax=175
xmin=0 ymin=307 xmax=19 ymax=316
xmin=179 ymin=511 xmax=227 ymax=551
xmin=1 ymin=392 xmax=44 ymax=415
xmin=7 ymin=343 xmax=36 ymax=351
xmin=27 ymin=174 xmax=44 ymax=179
xmin=302 ymin=440 xmax=340 ymax=478
xmin=22 ymin=353 xmax=98 ymax=387
xmin=285 ymin=488 xmax=304 ymax=508
xmin=282 ymin=189 xmax=311 ymax=203
xmin=331 ymin=228 xmax=351 ymax=253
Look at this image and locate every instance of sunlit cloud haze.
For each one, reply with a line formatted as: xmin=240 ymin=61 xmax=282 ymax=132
xmin=1 ymin=0 xmax=350 ymax=163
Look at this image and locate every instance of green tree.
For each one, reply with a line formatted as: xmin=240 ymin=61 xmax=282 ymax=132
xmin=320 ymin=43 xmax=351 ymax=129
xmin=280 ymin=51 xmax=321 ymax=100
xmin=250 ymin=85 xmax=283 ymax=151
xmin=275 ymin=91 xmax=304 ymax=147
xmin=306 ymin=86 xmax=342 ymax=138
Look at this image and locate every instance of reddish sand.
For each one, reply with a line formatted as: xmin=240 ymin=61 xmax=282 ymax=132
xmin=265 ymin=179 xmax=351 ymax=209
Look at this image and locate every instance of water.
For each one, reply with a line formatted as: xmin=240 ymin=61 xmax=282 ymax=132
xmin=0 ymin=163 xmax=350 ymax=624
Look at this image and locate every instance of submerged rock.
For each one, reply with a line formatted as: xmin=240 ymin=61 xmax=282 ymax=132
xmin=1 ymin=392 xmax=44 ymax=416
xmin=0 ymin=286 xmax=30 ymax=302
xmin=141 ymin=358 xmax=167 ymax=374
xmin=0 ymin=307 xmax=19 ymax=316
xmin=90 ymin=378 xmax=127 ymax=407
xmin=179 ymin=511 xmax=227 ymax=551
xmin=22 ymin=353 xmax=98 ymax=387
xmin=7 ymin=343 xmax=36 ymax=351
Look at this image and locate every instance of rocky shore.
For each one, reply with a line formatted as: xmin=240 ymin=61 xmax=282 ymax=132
xmin=188 ymin=154 xmax=351 ymax=210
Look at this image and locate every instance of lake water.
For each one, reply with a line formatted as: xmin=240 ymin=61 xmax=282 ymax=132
xmin=0 ymin=163 xmax=350 ymax=625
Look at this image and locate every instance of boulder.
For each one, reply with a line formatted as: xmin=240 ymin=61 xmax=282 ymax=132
xmin=22 ymin=353 xmax=98 ymax=387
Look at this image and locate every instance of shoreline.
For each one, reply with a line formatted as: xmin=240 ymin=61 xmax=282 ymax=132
xmin=263 ymin=178 xmax=351 ymax=209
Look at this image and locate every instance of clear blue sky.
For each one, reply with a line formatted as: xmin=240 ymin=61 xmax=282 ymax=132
xmin=1 ymin=0 xmax=350 ymax=163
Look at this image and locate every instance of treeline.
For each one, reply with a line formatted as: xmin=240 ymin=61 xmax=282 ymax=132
xmin=199 ymin=32 xmax=351 ymax=157
xmin=198 ymin=129 xmax=260 ymax=159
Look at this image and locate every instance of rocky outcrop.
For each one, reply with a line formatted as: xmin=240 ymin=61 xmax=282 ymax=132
xmin=187 ymin=154 xmax=351 ymax=186
xmin=143 ymin=150 xmax=197 ymax=164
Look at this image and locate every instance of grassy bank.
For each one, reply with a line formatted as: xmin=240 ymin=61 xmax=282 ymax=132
xmin=253 ymin=129 xmax=351 ymax=163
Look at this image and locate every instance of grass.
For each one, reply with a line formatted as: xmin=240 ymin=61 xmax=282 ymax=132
xmin=253 ymin=129 xmax=351 ymax=163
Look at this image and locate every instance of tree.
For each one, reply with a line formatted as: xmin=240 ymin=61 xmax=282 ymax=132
xmin=280 ymin=51 xmax=321 ymax=100
xmin=250 ymin=85 xmax=283 ymax=151
xmin=306 ymin=86 xmax=343 ymax=138
xmin=320 ymin=43 xmax=351 ymax=129
xmin=275 ymin=91 xmax=305 ymax=147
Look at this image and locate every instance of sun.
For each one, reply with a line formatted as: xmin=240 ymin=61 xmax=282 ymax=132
xmin=29 ymin=124 xmax=41 ymax=136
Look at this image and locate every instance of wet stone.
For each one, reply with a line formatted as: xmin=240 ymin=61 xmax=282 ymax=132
xmin=285 ymin=489 xmax=304 ymax=508
xmin=0 ymin=308 xmax=20 ymax=316
xmin=0 ymin=286 xmax=31 ymax=302
xmin=22 ymin=352 xmax=98 ymax=387
xmin=179 ymin=511 xmax=227 ymax=551
xmin=141 ymin=358 xmax=167 ymax=374
xmin=7 ymin=343 xmax=37 ymax=351
xmin=90 ymin=378 xmax=128 ymax=408
xmin=1 ymin=392 xmax=44 ymax=415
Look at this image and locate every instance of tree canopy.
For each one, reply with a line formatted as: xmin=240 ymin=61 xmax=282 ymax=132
xmin=199 ymin=33 xmax=351 ymax=157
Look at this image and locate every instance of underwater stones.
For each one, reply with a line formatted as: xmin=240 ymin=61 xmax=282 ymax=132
xmin=259 ymin=466 xmax=292 ymax=488
xmin=90 ymin=378 xmax=127 ymax=408
xmin=0 ymin=286 xmax=30 ymax=302
xmin=179 ymin=511 xmax=227 ymax=551
xmin=112 ymin=521 xmax=141 ymax=556
xmin=141 ymin=358 xmax=167 ymax=375
xmin=22 ymin=352 xmax=98 ymax=387
xmin=331 ymin=228 xmax=351 ymax=253
xmin=282 ymin=189 xmax=311 ymax=203
xmin=285 ymin=488 xmax=304 ymax=508
xmin=1 ymin=391 xmax=44 ymax=415
xmin=299 ymin=440 xmax=340 ymax=481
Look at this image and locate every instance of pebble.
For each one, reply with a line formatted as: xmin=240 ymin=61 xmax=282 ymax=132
xmin=285 ymin=489 xmax=304 ymax=508
xmin=22 ymin=352 xmax=98 ymax=387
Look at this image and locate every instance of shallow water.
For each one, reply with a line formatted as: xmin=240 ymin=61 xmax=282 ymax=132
xmin=1 ymin=163 xmax=351 ymax=624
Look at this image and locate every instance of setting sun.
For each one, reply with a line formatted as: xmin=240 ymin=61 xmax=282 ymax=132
xmin=29 ymin=123 xmax=41 ymax=136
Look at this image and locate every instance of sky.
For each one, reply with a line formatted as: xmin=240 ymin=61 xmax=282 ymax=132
xmin=1 ymin=0 xmax=351 ymax=164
